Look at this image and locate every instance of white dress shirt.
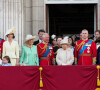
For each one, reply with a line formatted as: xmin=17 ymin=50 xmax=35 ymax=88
xmin=39 ymin=39 xmax=42 ymax=43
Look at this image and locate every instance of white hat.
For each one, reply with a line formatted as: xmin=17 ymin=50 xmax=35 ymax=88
xmin=64 ymin=36 xmax=69 ymax=40
xmin=51 ymin=34 xmax=56 ymax=39
xmin=25 ymin=35 xmax=36 ymax=43
xmin=60 ymin=38 xmax=69 ymax=45
xmin=5 ymin=27 xmax=16 ymax=36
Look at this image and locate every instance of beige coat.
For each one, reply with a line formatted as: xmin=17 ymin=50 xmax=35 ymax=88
xmin=56 ymin=48 xmax=74 ymax=65
xmin=2 ymin=40 xmax=19 ymax=66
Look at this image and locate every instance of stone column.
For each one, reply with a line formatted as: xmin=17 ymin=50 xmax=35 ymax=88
xmin=24 ymin=0 xmax=32 ymax=36
xmin=32 ymin=0 xmax=45 ymax=37
xmin=98 ymin=0 xmax=100 ymax=30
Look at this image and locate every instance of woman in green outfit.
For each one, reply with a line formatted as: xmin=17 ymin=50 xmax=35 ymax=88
xmin=20 ymin=35 xmax=39 ymax=66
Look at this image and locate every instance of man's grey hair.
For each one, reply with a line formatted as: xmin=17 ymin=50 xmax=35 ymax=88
xmin=42 ymin=33 xmax=49 ymax=38
xmin=82 ymin=29 xmax=89 ymax=34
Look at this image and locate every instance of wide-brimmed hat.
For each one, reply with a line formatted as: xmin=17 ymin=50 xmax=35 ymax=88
xmin=60 ymin=38 xmax=69 ymax=45
xmin=25 ymin=35 xmax=36 ymax=43
xmin=64 ymin=36 xmax=69 ymax=40
xmin=5 ymin=27 xmax=16 ymax=36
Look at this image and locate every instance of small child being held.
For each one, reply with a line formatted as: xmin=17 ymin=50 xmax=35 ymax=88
xmin=2 ymin=56 xmax=12 ymax=66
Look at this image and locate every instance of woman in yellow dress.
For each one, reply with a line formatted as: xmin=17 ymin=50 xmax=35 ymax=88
xmin=2 ymin=27 xmax=19 ymax=66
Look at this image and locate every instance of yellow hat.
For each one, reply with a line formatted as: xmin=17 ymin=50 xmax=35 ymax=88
xmin=5 ymin=27 xmax=16 ymax=36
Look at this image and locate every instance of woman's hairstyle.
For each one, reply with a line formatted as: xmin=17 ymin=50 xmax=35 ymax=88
xmin=51 ymin=37 xmax=57 ymax=45
xmin=3 ymin=56 xmax=11 ymax=63
xmin=68 ymin=36 xmax=75 ymax=46
xmin=7 ymin=33 xmax=15 ymax=39
xmin=25 ymin=39 xmax=35 ymax=45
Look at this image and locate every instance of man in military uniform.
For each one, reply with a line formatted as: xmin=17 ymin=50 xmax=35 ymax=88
xmin=0 ymin=38 xmax=5 ymax=59
xmin=75 ymin=29 xmax=97 ymax=65
xmin=37 ymin=33 xmax=55 ymax=65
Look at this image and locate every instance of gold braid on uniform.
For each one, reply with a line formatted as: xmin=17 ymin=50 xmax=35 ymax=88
xmin=76 ymin=41 xmax=84 ymax=51
xmin=38 ymin=43 xmax=48 ymax=55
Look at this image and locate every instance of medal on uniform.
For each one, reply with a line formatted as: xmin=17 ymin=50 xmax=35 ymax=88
xmin=87 ymin=51 xmax=90 ymax=53
xmin=49 ymin=46 xmax=53 ymax=49
xmin=87 ymin=46 xmax=90 ymax=53
xmin=87 ymin=47 xmax=90 ymax=50
xmin=50 ymin=50 xmax=52 ymax=56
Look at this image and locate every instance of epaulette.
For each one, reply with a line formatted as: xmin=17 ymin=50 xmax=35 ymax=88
xmin=76 ymin=40 xmax=84 ymax=51
xmin=38 ymin=43 xmax=47 ymax=50
xmin=76 ymin=41 xmax=78 ymax=46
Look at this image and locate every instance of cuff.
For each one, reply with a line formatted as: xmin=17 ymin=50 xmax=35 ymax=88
xmin=93 ymin=57 xmax=96 ymax=65
xmin=75 ymin=57 xmax=77 ymax=65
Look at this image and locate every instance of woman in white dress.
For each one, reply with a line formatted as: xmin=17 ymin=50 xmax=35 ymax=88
xmin=56 ymin=38 xmax=74 ymax=65
xmin=2 ymin=27 xmax=19 ymax=66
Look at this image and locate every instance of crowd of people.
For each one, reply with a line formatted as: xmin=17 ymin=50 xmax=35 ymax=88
xmin=0 ymin=27 xmax=100 ymax=66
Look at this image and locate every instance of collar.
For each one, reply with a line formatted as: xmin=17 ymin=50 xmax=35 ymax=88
xmin=39 ymin=39 xmax=42 ymax=43
xmin=42 ymin=41 xmax=48 ymax=44
xmin=7 ymin=39 xmax=14 ymax=43
xmin=82 ymin=38 xmax=88 ymax=41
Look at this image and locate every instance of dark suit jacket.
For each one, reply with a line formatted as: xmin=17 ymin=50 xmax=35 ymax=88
xmin=33 ymin=40 xmax=39 ymax=45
